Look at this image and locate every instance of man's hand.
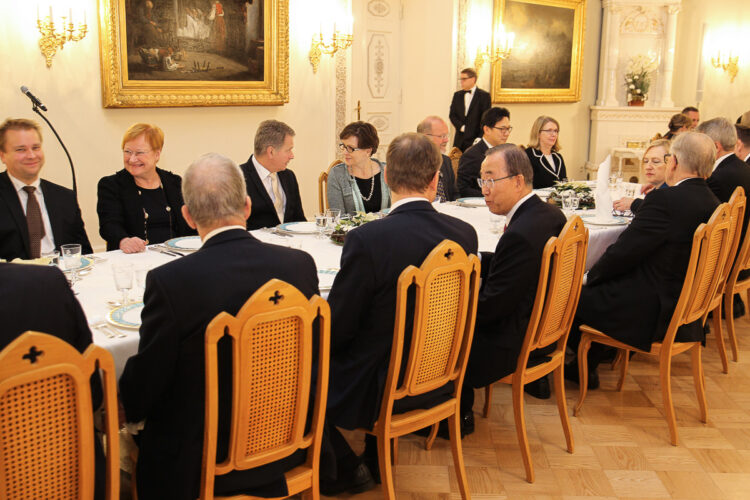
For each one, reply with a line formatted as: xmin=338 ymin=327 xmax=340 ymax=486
xmin=640 ymin=184 xmax=655 ymax=195
xmin=120 ymin=237 xmax=147 ymax=254
xmin=613 ymin=197 xmax=634 ymax=212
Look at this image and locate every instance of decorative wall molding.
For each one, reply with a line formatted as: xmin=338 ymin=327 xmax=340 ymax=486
xmin=335 ymin=50 xmax=347 ymax=152
xmin=620 ymin=6 xmax=664 ymax=35
xmin=367 ymin=0 xmax=391 ymax=17
xmin=368 ymin=34 xmax=389 ymax=98
xmin=369 ymin=114 xmax=390 ymax=131
xmin=590 ymin=106 xmax=678 ymax=122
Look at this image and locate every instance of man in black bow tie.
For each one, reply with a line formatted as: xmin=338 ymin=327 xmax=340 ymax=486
xmin=449 ymin=67 xmax=491 ymax=152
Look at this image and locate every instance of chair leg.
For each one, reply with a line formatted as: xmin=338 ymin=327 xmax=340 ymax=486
xmin=554 ymin=363 xmax=574 ymax=453
xmin=712 ymin=304 xmax=729 ymax=374
xmin=616 ymin=349 xmax=630 ymax=392
xmin=425 ymin=423 xmax=438 ymax=451
xmin=378 ymin=433 xmax=396 ymax=500
xmin=660 ymin=354 xmax=679 ymax=446
xmin=512 ymin=380 xmax=534 ymax=483
xmin=447 ymin=411 xmax=471 ymax=499
xmin=691 ymin=344 xmax=708 ymax=423
xmin=573 ymin=334 xmax=592 ymax=417
xmin=483 ymin=384 xmax=493 ymax=418
xmin=724 ymin=292 xmax=740 ymax=363
xmin=611 ymin=349 xmax=625 ymax=370
xmin=392 ymin=437 xmax=398 ymax=466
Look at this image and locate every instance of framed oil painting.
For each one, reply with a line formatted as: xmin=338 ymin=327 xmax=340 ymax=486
xmin=491 ymin=0 xmax=585 ymax=103
xmin=98 ymin=0 xmax=288 ymax=107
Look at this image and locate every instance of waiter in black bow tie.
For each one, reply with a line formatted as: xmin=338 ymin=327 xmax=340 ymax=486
xmin=449 ymin=67 xmax=492 ymax=152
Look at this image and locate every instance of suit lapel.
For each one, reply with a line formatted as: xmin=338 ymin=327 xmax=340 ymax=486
xmin=0 ymin=172 xmax=31 ymax=255
xmin=246 ymin=155 xmax=276 ymax=215
xmin=40 ymin=180 xmax=61 ymax=246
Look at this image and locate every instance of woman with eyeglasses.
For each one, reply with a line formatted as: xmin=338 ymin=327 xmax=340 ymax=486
xmin=613 ymin=139 xmax=671 ymax=213
xmin=326 ymin=121 xmax=391 ymax=215
xmin=525 ymin=116 xmax=567 ymax=188
xmin=97 ymin=123 xmax=194 ymax=253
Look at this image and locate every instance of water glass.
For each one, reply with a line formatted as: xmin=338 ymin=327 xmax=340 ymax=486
xmin=60 ymin=244 xmax=82 ymax=288
xmin=569 ymin=196 xmax=580 ymax=211
xmin=314 ymin=212 xmax=328 ymax=239
xmin=488 ymin=214 xmax=505 ymax=234
xmin=135 ymin=266 xmax=149 ymax=294
xmin=112 ymin=261 xmax=134 ymax=307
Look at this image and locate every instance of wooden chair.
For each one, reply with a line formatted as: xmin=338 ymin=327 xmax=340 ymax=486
xmin=448 ymin=147 xmax=462 ymax=180
xmin=481 ymin=216 xmax=589 ymax=483
xmin=574 ymin=203 xmax=733 ymax=446
xmin=199 ymin=280 xmax=330 ymax=500
xmin=0 ymin=331 xmax=120 ymax=500
xmin=723 ymin=190 xmax=750 ymax=365
xmin=360 ymin=240 xmax=480 ymax=499
xmin=318 ymin=159 xmax=340 ymax=213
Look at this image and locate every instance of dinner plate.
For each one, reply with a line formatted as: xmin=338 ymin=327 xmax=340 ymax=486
xmin=581 ymin=214 xmax=629 ymax=226
xmin=61 ymin=256 xmax=93 ymax=271
xmin=107 ymin=302 xmax=144 ymax=329
xmin=278 ymin=221 xmax=319 ymax=234
xmin=456 ymin=197 xmax=486 ymax=207
xmin=164 ymin=236 xmax=202 ymax=251
xmin=318 ymin=268 xmax=339 ymax=291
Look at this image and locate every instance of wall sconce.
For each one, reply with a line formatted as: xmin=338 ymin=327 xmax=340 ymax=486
xmin=711 ymin=51 xmax=739 ymax=83
xmin=309 ymin=16 xmax=353 ymax=74
xmin=37 ymin=5 xmax=88 ymax=68
xmin=475 ymin=24 xmax=515 ymax=74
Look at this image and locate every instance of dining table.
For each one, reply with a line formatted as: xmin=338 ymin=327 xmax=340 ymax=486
xmin=71 ymin=199 xmax=629 ymax=378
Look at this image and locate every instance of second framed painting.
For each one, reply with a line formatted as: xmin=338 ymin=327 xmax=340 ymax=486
xmin=98 ymin=0 xmax=289 ymax=107
xmin=491 ymin=0 xmax=586 ymax=103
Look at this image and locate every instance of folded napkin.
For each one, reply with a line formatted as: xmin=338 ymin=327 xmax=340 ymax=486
xmin=593 ymin=155 xmax=615 ymax=223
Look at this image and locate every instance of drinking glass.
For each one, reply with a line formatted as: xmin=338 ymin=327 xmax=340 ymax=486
xmin=112 ymin=262 xmax=134 ymax=307
xmin=488 ymin=214 xmax=505 ymax=234
xmin=42 ymin=249 xmax=59 ymax=266
xmin=314 ymin=212 xmax=328 ymax=239
xmin=569 ymin=195 xmax=580 ymax=211
xmin=60 ymin=244 xmax=82 ymax=288
xmin=325 ymin=209 xmax=339 ymax=235
xmin=134 ymin=266 xmax=149 ymax=299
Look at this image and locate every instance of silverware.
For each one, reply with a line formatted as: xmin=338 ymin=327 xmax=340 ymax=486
xmin=148 ymin=247 xmax=181 ymax=257
xmin=271 ymin=228 xmax=293 ymax=237
xmin=89 ymin=320 xmax=126 ymax=339
xmin=155 ymin=245 xmax=186 ymax=256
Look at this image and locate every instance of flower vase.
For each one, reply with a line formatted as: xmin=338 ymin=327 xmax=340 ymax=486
xmin=628 ymin=100 xmax=645 ymax=107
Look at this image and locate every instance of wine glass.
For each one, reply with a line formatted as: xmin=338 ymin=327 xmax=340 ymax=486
xmin=134 ymin=266 xmax=149 ymax=300
xmin=112 ymin=262 xmax=134 ymax=307
xmin=60 ymin=244 xmax=82 ymax=289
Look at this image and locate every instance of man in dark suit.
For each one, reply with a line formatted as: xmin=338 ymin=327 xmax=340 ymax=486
xmin=567 ymin=132 xmax=720 ymax=388
xmin=456 ymin=107 xmax=512 ymax=197
xmin=417 ymin=115 xmax=457 ymax=201
xmin=463 ymin=144 xmax=567 ymax=415
xmin=737 ymin=124 xmax=750 ymax=164
xmin=682 ymin=106 xmax=700 ymax=130
xmin=0 ymin=118 xmax=91 ymax=261
xmin=238 ymin=119 xmax=306 ymax=230
xmin=322 ymin=133 xmax=478 ymax=494
xmin=449 ymin=67 xmax=491 ymax=152
xmin=119 ymin=153 xmax=319 ymax=500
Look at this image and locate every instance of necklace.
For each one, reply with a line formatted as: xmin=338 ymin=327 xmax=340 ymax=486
xmin=351 ymin=160 xmax=376 ymax=201
xmin=137 ymin=183 xmax=173 ymax=244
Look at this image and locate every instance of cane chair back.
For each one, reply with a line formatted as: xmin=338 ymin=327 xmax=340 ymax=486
xmin=318 ymin=160 xmax=340 ymax=213
xmin=725 ymin=189 xmax=750 ymax=364
xmin=575 ymin=203 xmax=733 ymax=446
xmin=482 ymin=216 xmax=588 ymax=483
xmin=367 ymin=240 xmax=480 ymax=499
xmin=448 ymin=147 xmax=462 ymax=179
xmin=200 ymin=280 xmax=330 ymax=499
xmin=0 ymin=331 xmax=120 ymax=500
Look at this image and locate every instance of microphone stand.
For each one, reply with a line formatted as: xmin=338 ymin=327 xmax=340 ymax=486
xmin=29 ymin=103 xmax=78 ymax=196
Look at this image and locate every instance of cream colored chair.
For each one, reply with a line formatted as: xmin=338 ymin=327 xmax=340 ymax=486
xmin=318 ymin=159 xmax=340 ymax=213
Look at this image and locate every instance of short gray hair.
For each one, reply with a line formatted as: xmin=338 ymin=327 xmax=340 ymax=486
xmin=671 ymin=132 xmax=716 ymax=178
xmin=485 ymin=143 xmax=534 ymax=187
xmin=696 ymin=117 xmax=737 ymax=151
xmin=182 ymin=153 xmax=247 ymax=226
xmin=253 ymin=120 xmax=295 ymax=156
xmin=416 ymin=116 xmax=445 ymax=134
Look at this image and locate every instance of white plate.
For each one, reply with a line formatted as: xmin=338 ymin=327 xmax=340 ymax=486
xmin=278 ymin=222 xmax=319 ymax=234
xmin=456 ymin=197 xmax=486 ymax=207
xmin=318 ymin=268 xmax=339 ymax=291
xmin=581 ymin=214 xmax=629 ymax=226
xmin=107 ymin=302 xmax=144 ymax=329
xmin=164 ymin=236 xmax=202 ymax=251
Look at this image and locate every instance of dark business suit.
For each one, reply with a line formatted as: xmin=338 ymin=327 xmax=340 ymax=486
xmin=456 ymin=139 xmax=489 ymax=198
xmin=438 ymin=154 xmax=458 ymax=202
xmin=0 ymin=262 xmax=104 ymax=499
xmin=525 ymin=148 xmax=568 ymax=189
xmin=449 ymin=87 xmax=491 ymax=151
xmin=465 ymin=196 xmax=567 ymax=387
xmin=707 ymin=153 xmax=750 ymax=239
xmin=239 ymin=155 xmax=306 ymax=230
xmin=326 ymin=200 xmax=478 ymax=430
xmin=119 ymin=229 xmax=319 ymax=500
xmin=574 ymin=178 xmax=719 ymax=351
xmin=0 ymin=171 xmax=92 ymax=260
xmin=630 ymin=182 xmax=668 ymax=213
xmin=96 ymin=168 xmax=195 ymax=250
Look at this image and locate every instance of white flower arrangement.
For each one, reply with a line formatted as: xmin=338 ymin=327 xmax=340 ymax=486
xmin=624 ymin=54 xmax=657 ymax=102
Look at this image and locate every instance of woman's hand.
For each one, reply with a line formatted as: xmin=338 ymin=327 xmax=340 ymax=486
xmin=613 ymin=197 xmax=634 ymax=212
xmin=119 ymin=237 xmax=147 ymax=254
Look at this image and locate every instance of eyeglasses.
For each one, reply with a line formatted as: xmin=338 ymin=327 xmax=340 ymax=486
xmin=540 ymin=129 xmax=559 ymax=134
xmin=492 ymin=126 xmax=513 ymax=134
xmin=338 ymin=143 xmax=363 ymax=154
xmin=425 ymin=133 xmax=449 ymax=140
xmin=477 ymin=174 xmax=517 ymax=189
xmin=459 ymin=76 xmax=474 ymax=81
xmin=123 ymin=149 xmax=152 ymax=158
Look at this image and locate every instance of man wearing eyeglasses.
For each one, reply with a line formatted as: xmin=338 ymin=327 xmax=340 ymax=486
xmin=0 ymin=118 xmax=91 ymax=261
xmin=461 ymin=144 xmax=566 ymax=416
xmin=456 ymin=107 xmax=512 ymax=197
xmin=417 ymin=115 xmax=457 ymax=202
xmin=449 ymin=68 xmax=491 ymax=152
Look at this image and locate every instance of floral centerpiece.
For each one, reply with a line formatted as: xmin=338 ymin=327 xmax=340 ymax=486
xmin=330 ymin=212 xmax=381 ymax=245
xmin=624 ymin=54 xmax=657 ymax=106
xmin=547 ymin=181 xmax=594 ymax=209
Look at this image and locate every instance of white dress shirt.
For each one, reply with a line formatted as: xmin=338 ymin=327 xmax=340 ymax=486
xmin=460 ymin=85 xmax=477 ymax=132
xmin=713 ymin=152 xmax=734 ymax=173
xmin=252 ymin=155 xmax=287 ymax=215
xmin=202 ymin=225 xmax=247 ymax=244
xmin=390 ymin=196 xmax=428 ymax=212
xmin=504 ymin=191 xmax=535 ymax=226
xmin=9 ymin=173 xmax=55 ymax=254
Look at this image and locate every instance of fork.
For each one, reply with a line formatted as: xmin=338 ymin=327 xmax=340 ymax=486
xmin=89 ymin=319 xmax=126 ymax=339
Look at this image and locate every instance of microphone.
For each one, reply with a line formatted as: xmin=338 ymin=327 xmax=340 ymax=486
xmin=20 ymin=86 xmax=47 ymax=112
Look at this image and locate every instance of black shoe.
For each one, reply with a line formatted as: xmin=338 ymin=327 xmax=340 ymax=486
xmin=564 ymin=361 xmax=599 ymax=390
xmin=320 ymin=462 xmax=376 ymax=496
xmin=524 ymin=376 xmax=551 ymax=399
xmin=359 ymin=452 xmax=380 ymax=484
xmin=733 ymin=294 xmax=746 ymax=319
xmin=414 ymin=411 xmax=475 ymax=440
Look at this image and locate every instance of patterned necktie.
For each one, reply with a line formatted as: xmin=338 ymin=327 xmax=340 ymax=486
xmin=269 ymin=172 xmax=284 ymax=223
xmin=23 ymin=186 xmax=45 ymax=258
xmin=436 ymin=173 xmax=447 ymax=203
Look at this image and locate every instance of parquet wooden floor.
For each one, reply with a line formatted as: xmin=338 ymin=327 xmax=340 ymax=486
xmin=326 ymin=317 xmax=750 ymax=499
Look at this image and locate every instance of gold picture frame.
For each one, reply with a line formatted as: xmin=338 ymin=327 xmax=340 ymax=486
xmin=98 ymin=0 xmax=289 ymax=108
xmin=491 ymin=0 xmax=585 ymax=103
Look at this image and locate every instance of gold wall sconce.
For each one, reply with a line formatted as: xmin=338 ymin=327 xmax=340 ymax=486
xmin=37 ymin=5 xmax=88 ymax=68
xmin=475 ymin=24 xmax=515 ymax=74
xmin=711 ymin=51 xmax=739 ymax=83
xmin=309 ymin=17 xmax=353 ymax=73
